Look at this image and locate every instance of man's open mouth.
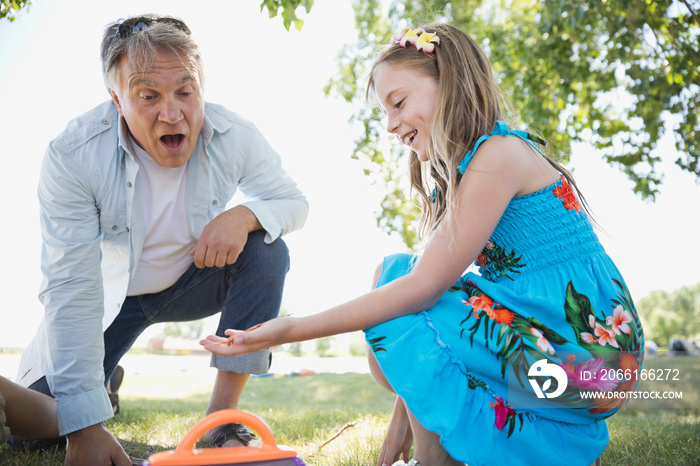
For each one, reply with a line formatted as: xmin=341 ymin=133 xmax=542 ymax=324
xmin=161 ymin=134 xmax=185 ymax=149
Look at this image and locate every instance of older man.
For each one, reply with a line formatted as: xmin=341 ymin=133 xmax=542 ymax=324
xmin=14 ymin=14 xmax=308 ymax=465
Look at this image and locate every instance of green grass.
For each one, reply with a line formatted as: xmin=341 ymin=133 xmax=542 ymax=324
xmin=1 ymin=357 xmax=698 ymax=465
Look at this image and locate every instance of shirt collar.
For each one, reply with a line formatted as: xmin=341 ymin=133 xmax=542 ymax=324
xmin=201 ymin=110 xmax=214 ymax=144
xmin=203 ymin=102 xmax=235 ymax=138
xmin=117 ymin=116 xmax=136 ymax=164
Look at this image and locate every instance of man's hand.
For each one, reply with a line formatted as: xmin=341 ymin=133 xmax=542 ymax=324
xmin=189 ymin=206 xmax=262 ymax=268
xmin=65 ymin=423 xmax=131 ymax=466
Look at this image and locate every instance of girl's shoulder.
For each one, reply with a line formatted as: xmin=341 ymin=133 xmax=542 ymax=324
xmin=467 ymin=131 xmax=538 ymax=170
xmin=458 ymin=122 xmax=544 ymax=173
xmin=464 ymin=131 xmax=560 ymax=197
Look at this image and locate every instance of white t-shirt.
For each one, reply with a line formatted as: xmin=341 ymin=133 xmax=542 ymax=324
xmin=126 ymin=137 xmax=197 ymax=296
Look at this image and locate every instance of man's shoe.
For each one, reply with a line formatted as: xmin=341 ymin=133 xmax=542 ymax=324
xmin=107 ymin=365 xmax=125 ymax=415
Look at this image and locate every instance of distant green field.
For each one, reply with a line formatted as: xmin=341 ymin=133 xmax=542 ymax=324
xmin=1 ymin=355 xmax=698 ymax=465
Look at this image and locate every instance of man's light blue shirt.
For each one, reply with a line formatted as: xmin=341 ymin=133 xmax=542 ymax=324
xmin=17 ymin=100 xmax=308 ymax=435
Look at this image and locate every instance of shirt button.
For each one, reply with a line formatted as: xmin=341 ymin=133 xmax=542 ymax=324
xmin=112 ymin=225 xmax=118 ymax=231
xmin=102 ymin=119 xmax=110 ymax=125
xmin=125 ymin=227 xmax=130 ymax=233
xmin=212 ymin=200 xmax=218 ymax=205
xmin=127 ymin=181 xmax=132 ymax=188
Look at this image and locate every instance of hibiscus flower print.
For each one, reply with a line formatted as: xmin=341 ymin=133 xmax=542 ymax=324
xmin=560 ymin=357 xmax=618 ymax=391
xmin=580 ymin=322 xmax=620 ymax=348
xmin=464 ymin=295 xmax=515 ymax=325
xmin=466 ymin=295 xmax=495 ymax=319
xmin=490 ymin=395 xmax=516 ymax=431
xmin=529 ymin=327 xmax=555 ymax=354
xmin=476 ymin=242 xmax=493 ymax=268
xmin=606 ymin=305 xmax=633 ymax=335
xmin=552 ymin=177 xmax=581 ymax=212
xmin=589 ymin=352 xmax=642 ymax=414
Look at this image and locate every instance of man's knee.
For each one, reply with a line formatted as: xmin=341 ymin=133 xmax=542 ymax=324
xmin=27 ymin=377 xmax=53 ymax=398
xmin=243 ymin=231 xmax=290 ymax=277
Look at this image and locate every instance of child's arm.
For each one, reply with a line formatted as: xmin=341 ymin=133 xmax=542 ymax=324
xmin=201 ymin=136 xmax=557 ymax=356
xmin=0 ymin=375 xmax=59 ymax=439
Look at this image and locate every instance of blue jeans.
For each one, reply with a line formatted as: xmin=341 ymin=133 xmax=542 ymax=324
xmin=103 ymin=230 xmax=289 ymax=380
xmin=28 ymin=230 xmax=289 ymax=394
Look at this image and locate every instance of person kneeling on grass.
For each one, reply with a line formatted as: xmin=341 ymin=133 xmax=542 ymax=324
xmin=12 ymin=13 xmax=308 ymax=466
xmin=201 ymin=22 xmax=644 ymax=466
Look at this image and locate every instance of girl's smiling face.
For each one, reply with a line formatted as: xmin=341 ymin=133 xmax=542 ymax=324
xmin=373 ymin=62 xmax=439 ymax=162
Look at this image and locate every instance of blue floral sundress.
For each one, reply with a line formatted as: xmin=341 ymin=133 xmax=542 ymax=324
xmin=364 ymin=122 xmax=645 ymax=466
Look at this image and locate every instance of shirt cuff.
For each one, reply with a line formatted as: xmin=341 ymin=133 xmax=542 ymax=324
xmin=241 ymin=200 xmax=288 ymax=243
xmin=56 ymin=386 xmax=113 ymax=436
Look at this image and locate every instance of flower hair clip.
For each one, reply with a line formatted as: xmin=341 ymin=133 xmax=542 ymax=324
xmin=391 ymin=27 xmax=441 ymax=53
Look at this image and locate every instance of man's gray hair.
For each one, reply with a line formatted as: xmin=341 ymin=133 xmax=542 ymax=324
xmin=100 ymin=14 xmax=204 ymax=91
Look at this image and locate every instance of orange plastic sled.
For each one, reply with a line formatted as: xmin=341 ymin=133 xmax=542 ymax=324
xmin=141 ymin=409 xmax=304 ymax=465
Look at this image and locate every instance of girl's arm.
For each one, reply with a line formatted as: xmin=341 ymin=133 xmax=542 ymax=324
xmin=201 ymin=136 xmax=557 ymax=355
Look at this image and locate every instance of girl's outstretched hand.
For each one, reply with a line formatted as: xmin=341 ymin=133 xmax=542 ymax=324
xmin=199 ymin=317 xmax=294 ymax=356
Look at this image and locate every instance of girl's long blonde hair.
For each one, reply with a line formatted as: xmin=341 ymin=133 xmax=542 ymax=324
xmin=366 ymin=23 xmax=587 ymax=239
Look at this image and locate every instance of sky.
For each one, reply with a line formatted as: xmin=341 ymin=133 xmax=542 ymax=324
xmin=0 ymin=0 xmax=698 ymax=351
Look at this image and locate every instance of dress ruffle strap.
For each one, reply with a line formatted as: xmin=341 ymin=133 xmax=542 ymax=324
xmin=457 ymin=121 xmax=547 ymax=174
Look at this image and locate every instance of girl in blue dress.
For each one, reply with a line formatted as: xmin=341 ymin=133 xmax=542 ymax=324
xmin=202 ymin=23 xmax=644 ymax=466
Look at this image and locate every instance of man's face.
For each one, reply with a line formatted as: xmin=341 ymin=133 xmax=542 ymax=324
xmin=110 ymin=47 xmax=205 ymax=167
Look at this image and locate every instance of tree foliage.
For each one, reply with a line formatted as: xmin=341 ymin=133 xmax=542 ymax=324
xmin=0 ymin=1 xmax=314 ymax=29
xmin=637 ymin=283 xmax=700 ymax=347
xmin=259 ymin=0 xmax=314 ymax=30
xmin=326 ymin=0 xmax=699 ymax=248
xmin=0 ymin=0 xmax=30 ymax=22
